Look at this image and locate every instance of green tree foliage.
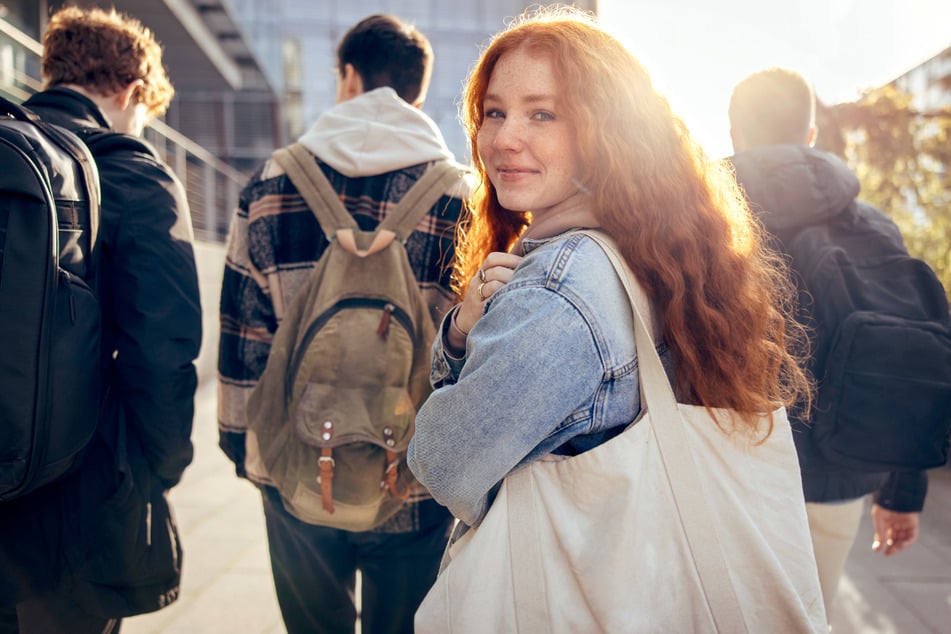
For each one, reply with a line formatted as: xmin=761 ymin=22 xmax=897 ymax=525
xmin=816 ymin=82 xmax=951 ymax=300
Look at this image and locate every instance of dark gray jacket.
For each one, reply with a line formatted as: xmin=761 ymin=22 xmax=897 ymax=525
xmin=730 ymin=144 xmax=927 ymax=512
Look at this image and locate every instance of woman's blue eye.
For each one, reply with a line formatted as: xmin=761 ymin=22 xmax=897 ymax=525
xmin=532 ymin=111 xmax=555 ymax=121
xmin=485 ymin=109 xmax=505 ymax=119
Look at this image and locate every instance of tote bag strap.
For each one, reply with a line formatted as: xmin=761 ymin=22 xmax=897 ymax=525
xmin=580 ymin=230 xmax=748 ymax=633
xmin=506 ymin=468 xmax=551 ymax=632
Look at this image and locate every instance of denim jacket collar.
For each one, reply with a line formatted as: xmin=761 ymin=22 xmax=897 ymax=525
xmin=518 ymin=226 xmax=600 ymax=255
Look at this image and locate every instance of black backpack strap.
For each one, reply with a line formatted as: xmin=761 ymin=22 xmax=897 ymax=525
xmin=271 ymin=142 xmax=355 ymax=241
xmin=378 ymin=161 xmax=464 ymax=241
xmin=1 ymin=97 xmax=102 ymax=253
xmin=0 ymin=94 xmax=40 ymax=123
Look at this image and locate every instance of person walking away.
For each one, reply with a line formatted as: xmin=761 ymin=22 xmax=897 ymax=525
xmin=217 ymin=14 xmax=468 ymax=634
xmin=0 ymin=6 xmax=202 ymax=633
xmin=728 ymin=67 xmax=947 ymax=620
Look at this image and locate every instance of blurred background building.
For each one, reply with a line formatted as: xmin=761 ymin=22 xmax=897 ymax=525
xmin=223 ymin=0 xmax=598 ymax=161
xmin=0 ymin=0 xmax=595 ymax=241
xmin=0 ymin=0 xmax=277 ymax=240
xmin=892 ymin=45 xmax=951 ymax=111
xmin=5 ymin=1 xmax=945 ymax=245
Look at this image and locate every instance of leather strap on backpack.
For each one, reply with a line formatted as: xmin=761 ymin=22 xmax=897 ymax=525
xmin=384 ymin=450 xmax=411 ymax=501
xmin=318 ymin=447 xmax=335 ymax=514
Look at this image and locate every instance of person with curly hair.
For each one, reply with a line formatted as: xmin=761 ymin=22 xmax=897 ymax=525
xmin=410 ymin=4 xmax=810 ymax=529
xmin=1 ymin=6 xmax=200 ymax=633
xmin=408 ymin=5 xmax=822 ymax=628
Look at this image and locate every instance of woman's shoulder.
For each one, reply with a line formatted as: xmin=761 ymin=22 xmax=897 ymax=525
xmin=510 ymin=231 xmax=638 ymax=364
xmin=510 ymin=231 xmax=627 ymax=315
xmin=519 ymin=231 xmax=616 ymax=281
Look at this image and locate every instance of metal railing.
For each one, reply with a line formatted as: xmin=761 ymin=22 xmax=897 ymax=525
xmin=0 ymin=18 xmax=242 ymax=242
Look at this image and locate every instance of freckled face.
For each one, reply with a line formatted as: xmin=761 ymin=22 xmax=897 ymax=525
xmin=477 ymin=48 xmax=584 ymax=220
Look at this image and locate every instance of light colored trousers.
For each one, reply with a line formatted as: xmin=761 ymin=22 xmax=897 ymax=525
xmin=806 ymin=498 xmax=866 ymax=618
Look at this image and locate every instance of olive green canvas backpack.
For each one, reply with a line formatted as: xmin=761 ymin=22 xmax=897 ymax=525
xmin=246 ymin=143 xmax=463 ymax=531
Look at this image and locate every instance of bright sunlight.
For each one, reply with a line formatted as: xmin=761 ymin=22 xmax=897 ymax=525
xmin=598 ymin=0 xmax=951 ymax=159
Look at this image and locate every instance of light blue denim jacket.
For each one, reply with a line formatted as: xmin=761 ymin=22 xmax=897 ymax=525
xmin=407 ymin=231 xmax=672 ymax=526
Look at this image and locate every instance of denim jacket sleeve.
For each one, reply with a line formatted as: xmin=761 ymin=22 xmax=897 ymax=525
xmin=408 ymin=283 xmax=606 ymax=527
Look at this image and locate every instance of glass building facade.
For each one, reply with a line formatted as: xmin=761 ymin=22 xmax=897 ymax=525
xmin=227 ymin=0 xmax=598 ymax=162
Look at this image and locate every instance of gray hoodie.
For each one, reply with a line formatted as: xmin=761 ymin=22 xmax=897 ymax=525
xmin=730 ymin=144 xmax=860 ymax=233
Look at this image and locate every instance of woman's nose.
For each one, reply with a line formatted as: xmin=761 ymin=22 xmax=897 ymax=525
xmin=493 ymin=118 xmax=523 ymax=151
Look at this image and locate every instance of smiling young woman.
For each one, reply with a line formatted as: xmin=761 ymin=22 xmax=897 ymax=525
xmin=476 ymin=47 xmax=589 ymax=233
xmin=408 ymin=4 xmax=822 ymax=630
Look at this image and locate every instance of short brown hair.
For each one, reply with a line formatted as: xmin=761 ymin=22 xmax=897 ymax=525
xmin=728 ymin=67 xmax=815 ymax=147
xmin=42 ymin=6 xmax=174 ymax=116
xmin=336 ymin=14 xmax=433 ymax=105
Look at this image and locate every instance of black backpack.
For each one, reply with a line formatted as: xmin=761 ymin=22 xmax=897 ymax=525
xmin=0 ymin=95 xmax=103 ymax=501
xmin=782 ymin=202 xmax=951 ymax=472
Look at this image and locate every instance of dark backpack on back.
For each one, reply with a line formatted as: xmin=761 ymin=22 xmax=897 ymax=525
xmin=782 ymin=202 xmax=951 ymax=472
xmin=246 ymin=143 xmax=464 ymax=531
xmin=0 ymin=95 xmax=102 ymax=501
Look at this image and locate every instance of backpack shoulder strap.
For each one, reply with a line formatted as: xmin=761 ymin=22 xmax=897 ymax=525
xmin=5 ymin=104 xmax=102 ymax=253
xmin=271 ymin=142 xmax=355 ymax=241
xmin=379 ymin=161 xmax=464 ymax=241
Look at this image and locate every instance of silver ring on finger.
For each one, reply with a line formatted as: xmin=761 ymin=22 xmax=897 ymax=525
xmin=478 ymin=268 xmax=487 ymax=283
xmin=478 ymin=281 xmax=488 ymax=301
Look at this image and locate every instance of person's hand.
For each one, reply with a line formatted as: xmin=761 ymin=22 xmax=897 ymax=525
xmin=456 ymin=252 xmax=523 ymax=330
xmin=447 ymin=252 xmax=523 ymax=351
xmin=871 ymin=504 xmax=919 ymax=556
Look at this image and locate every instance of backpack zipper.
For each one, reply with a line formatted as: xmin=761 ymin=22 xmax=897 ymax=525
xmin=377 ymin=303 xmax=395 ymax=340
xmin=285 ymin=298 xmax=417 ymax=404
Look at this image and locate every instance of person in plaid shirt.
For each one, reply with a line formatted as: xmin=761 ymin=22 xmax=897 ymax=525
xmin=217 ymin=14 xmax=469 ymax=634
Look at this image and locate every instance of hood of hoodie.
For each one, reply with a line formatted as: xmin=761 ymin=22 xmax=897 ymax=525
xmin=297 ymin=87 xmax=456 ymax=178
xmin=729 ymin=144 xmax=860 ymax=232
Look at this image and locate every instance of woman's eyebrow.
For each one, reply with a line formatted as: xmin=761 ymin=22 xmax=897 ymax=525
xmin=484 ymin=92 xmax=556 ymax=104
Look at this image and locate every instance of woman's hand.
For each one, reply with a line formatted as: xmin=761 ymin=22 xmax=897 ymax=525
xmin=447 ymin=252 xmax=523 ymax=351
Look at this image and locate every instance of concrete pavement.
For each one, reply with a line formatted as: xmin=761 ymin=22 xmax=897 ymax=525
xmin=123 ymin=241 xmax=283 ymax=634
xmin=122 ymin=241 xmax=951 ymax=633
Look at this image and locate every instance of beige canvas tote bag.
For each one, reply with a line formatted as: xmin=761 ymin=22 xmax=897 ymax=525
xmin=415 ymin=231 xmax=827 ymax=633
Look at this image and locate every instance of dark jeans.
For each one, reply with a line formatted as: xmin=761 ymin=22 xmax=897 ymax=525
xmin=262 ymin=488 xmax=452 ymax=634
xmin=0 ymin=595 xmax=119 ymax=634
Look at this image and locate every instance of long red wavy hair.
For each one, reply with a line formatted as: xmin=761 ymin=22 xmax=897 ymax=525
xmin=457 ymin=6 xmax=811 ymax=432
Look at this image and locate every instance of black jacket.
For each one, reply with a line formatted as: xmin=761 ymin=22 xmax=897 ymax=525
xmin=0 ymin=88 xmax=202 ymax=615
xmin=730 ymin=144 xmax=927 ymax=512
